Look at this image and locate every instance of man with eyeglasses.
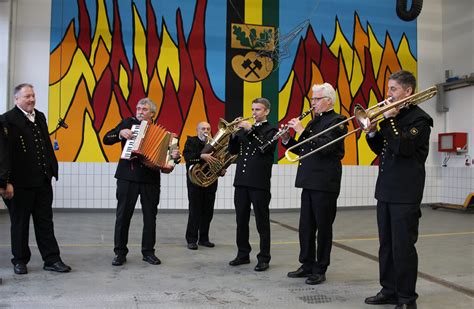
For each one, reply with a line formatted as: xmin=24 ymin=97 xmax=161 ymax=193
xmin=282 ymin=83 xmax=347 ymax=285
xmin=363 ymin=70 xmax=432 ymax=309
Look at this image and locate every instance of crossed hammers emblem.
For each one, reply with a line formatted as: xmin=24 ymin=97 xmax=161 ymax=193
xmin=241 ymin=58 xmax=263 ymax=78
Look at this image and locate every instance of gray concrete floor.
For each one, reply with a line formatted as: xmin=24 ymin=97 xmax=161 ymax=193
xmin=0 ymin=207 xmax=472 ymax=308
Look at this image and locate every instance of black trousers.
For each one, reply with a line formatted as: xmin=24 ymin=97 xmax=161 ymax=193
xmin=185 ymin=182 xmax=217 ymax=244
xmin=114 ymin=179 xmax=160 ymax=256
xmin=299 ymin=189 xmax=338 ymax=275
xmin=377 ymin=201 xmax=421 ymax=305
xmin=3 ymin=181 xmax=61 ymax=265
xmin=233 ymin=186 xmax=271 ymax=263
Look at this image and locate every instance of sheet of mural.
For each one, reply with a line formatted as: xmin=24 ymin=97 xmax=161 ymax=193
xmin=48 ymin=0 xmax=417 ymax=165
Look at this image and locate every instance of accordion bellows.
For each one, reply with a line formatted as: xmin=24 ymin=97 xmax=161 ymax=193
xmin=121 ymin=121 xmax=177 ymax=172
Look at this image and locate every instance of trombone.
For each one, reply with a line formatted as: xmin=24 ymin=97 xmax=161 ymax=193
xmin=284 ymin=86 xmax=438 ymax=162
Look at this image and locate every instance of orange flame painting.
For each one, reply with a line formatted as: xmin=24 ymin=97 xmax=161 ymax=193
xmin=48 ymin=0 xmax=417 ymax=165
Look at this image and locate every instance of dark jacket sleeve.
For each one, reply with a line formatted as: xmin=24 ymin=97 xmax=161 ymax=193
xmin=103 ymin=119 xmax=127 ymax=145
xmin=183 ymin=137 xmax=203 ymax=166
xmin=0 ymin=117 xmax=9 ymax=189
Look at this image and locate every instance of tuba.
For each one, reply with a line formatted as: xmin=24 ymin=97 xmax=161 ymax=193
xmin=188 ymin=116 xmax=252 ymax=187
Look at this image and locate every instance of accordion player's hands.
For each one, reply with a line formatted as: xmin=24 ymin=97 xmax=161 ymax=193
xmin=120 ymin=129 xmax=134 ymax=140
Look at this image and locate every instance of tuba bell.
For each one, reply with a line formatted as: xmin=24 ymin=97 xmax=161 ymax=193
xmin=188 ymin=116 xmax=252 ymax=187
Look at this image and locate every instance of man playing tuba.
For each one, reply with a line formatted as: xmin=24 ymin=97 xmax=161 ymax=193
xmin=183 ymin=122 xmax=225 ymax=250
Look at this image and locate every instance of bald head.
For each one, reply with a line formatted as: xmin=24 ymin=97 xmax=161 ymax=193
xmin=197 ymin=122 xmax=211 ymax=141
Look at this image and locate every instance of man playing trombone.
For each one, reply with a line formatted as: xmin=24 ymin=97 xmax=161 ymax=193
xmin=282 ymin=83 xmax=347 ymax=285
xmin=363 ymin=70 xmax=433 ymax=309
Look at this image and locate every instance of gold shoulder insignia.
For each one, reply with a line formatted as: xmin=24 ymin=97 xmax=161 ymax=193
xmin=410 ymin=128 xmax=419 ymax=135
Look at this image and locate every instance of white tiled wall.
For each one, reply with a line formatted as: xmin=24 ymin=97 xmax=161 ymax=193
xmin=42 ymin=163 xmax=472 ymax=209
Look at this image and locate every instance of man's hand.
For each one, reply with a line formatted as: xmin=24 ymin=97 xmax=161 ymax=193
xmin=3 ymin=183 xmax=14 ymax=199
xmin=382 ymin=98 xmax=400 ymax=119
xmin=201 ymin=152 xmax=219 ymax=164
xmin=288 ymin=118 xmax=304 ymax=135
xmin=237 ymin=120 xmax=252 ymax=131
xmin=362 ymin=118 xmax=377 ymax=134
xmin=119 ymin=129 xmax=134 ymax=140
xmin=219 ymin=168 xmax=227 ymax=177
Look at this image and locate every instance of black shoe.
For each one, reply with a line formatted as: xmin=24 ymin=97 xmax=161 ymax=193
xmin=229 ymin=257 xmax=250 ymax=266
xmin=198 ymin=241 xmax=215 ymax=248
xmin=287 ymin=266 xmax=312 ymax=278
xmin=112 ymin=255 xmax=126 ymax=266
xmin=187 ymin=243 xmax=198 ymax=250
xmin=254 ymin=262 xmax=269 ymax=271
xmin=142 ymin=254 xmax=161 ymax=265
xmin=43 ymin=261 xmax=71 ymax=273
xmin=395 ymin=303 xmax=417 ymax=309
xmin=305 ymin=273 xmax=326 ymax=285
xmin=13 ymin=263 xmax=27 ymax=275
xmin=365 ymin=292 xmax=398 ymax=305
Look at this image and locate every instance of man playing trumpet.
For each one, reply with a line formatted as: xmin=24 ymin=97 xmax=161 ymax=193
xmin=363 ymin=70 xmax=433 ymax=309
xmin=228 ymin=98 xmax=277 ymax=272
xmin=282 ymin=83 xmax=347 ymax=285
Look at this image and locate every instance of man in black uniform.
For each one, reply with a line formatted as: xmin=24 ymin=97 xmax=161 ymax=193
xmin=228 ymin=98 xmax=277 ymax=272
xmin=183 ymin=122 xmax=222 ymax=250
xmin=0 ymin=114 xmax=8 ymax=197
xmin=2 ymin=83 xmax=71 ymax=275
xmin=283 ymin=83 xmax=347 ymax=285
xmin=103 ymin=98 xmax=180 ymax=266
xmin=364 ymin=71 xmax=432 ymax=309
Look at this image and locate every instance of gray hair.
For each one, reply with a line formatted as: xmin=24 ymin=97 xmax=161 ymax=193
xmin=389 ymin=70 xmax=416 ymax=94
xmin=14 ymin=83 xmax=34 ymax=97
xmin=136 ymin=98 xmax=157 ymax=114
xmin=312 ymin=83 xmax=336 ymax=107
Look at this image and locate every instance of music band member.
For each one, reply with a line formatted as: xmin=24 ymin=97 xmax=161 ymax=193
xmin=183 ymin=122 xmax=224 ymax=250
xmin=282 ymin=83 xmax=347 ymax=285
xmin=363 ymin=71 xmax=432 ymax=309
xmin=2 ymin=83 xmax=71 ymax=274
xmin=227 ymin=98 xmax=277 ymax=272
xmin=0 ymin=114 xmax=9 ymax=198
xmin=103 ymin=98 xmax=180 ymax=266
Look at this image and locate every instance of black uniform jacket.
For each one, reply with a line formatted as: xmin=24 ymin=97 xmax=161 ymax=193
xmin=3 ymin=107 xmax=58 ymax=188
xmin=367 ymin=105 xmax=433 ymax=204
xmin=183 ymin=135 xmax=218 ymax=190
xmin=284 ymin=110 xmax=347 ymax=193
xmin=228 ymin=122 xmax=277 ymax=191
xmin=103 ymin=117 xmax=160 ymax=184
xmin=0 ymin=114 xmax=9 ymax=189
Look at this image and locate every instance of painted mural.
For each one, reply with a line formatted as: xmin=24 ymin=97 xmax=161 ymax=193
xmin=48 ymin=0 xmax=417 ymax=165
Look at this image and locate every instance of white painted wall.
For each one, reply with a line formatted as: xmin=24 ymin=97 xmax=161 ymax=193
xmin=0 ymin=0 xmax=12 ymax=113
xmin=1 ymin=0 xmax=472 ymax=209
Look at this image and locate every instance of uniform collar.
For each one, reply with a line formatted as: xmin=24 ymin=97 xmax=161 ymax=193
xmin=254 ymin=120 xmax=268 ymax=127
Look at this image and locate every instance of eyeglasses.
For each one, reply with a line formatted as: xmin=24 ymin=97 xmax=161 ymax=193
xmin=311 ymin=96 xmax=327 ymax=101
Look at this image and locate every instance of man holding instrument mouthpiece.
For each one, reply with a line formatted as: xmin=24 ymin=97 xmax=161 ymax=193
xmin=282 ymin=82 xmax=347 ymax=285
xmin=363 ymin=70 xmax=433 ymax=309
xmin=104 ymin=98 xmax=180 ymax=267
xmin=183 ymin=121 xmax=225 ymax=250
xmin=227 ymin=98 xmax=277 ymax=272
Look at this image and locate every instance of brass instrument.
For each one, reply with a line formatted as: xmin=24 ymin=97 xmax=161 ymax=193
xmin=188 ymin=116 xmax=253 ymax=187
xmin=259 ymin=107 xmax=314 ymax=152
xmin=285 ymin=86 xmax=438 ymax=162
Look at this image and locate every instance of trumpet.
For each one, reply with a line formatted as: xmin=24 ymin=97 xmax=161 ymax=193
xmin=284 ymin=86 xmax=438 ymax=162
xmin=259 ymin=107 xmax=314 ymax=152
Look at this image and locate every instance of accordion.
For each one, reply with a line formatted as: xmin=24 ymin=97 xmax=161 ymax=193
xmin=121 ymin=121 xmax=178 ymax=173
